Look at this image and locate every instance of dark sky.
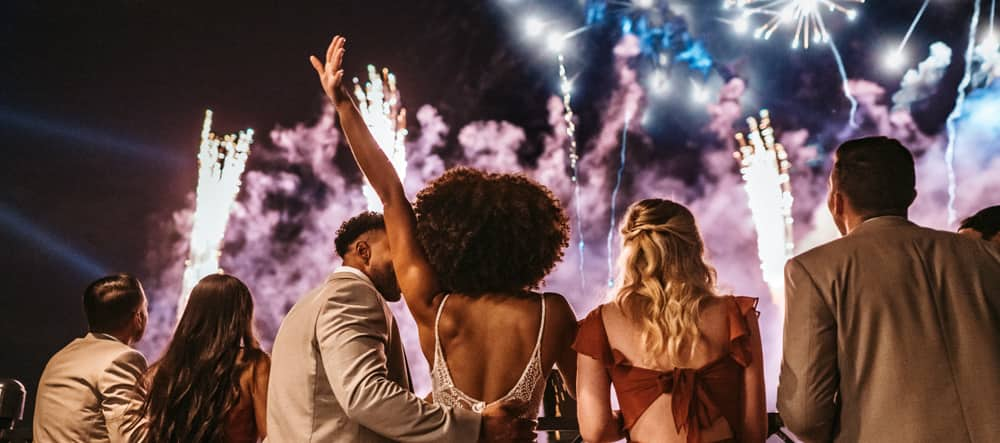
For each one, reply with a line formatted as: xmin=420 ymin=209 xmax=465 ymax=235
xmin=0 ymin=0 xmax=977 ymax=418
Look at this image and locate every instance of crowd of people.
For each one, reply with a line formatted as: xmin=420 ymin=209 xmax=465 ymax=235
xmin=29 ymin=35 xmax=1000 ymax=443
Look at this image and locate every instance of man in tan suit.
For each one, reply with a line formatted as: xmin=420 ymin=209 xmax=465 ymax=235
xmin=34 ymin=274 xmax=149 ymax=443
xmin=777 ymin=136 xmax=1000 ymax=442
xmin=267 ymin=212 xmax=534 ymax=443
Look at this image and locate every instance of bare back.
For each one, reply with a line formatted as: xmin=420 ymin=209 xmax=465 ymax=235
xmin=424 ymin=292 xmax=577 ymax=417
xmin=602 ymin=296 xmax=737 ymax=442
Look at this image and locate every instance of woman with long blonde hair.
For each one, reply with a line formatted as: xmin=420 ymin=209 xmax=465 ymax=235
xmin=575 ymin=199 xmax=766 ymax=443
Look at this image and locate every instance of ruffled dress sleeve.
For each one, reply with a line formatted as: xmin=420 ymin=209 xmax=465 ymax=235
xmin=726 ymin=296 xmax=760 ymax=367
xmin=572 ymin=307 xmax=615 ymax=366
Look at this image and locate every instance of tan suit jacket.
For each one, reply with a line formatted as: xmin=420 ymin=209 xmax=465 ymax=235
xmin=265 ymin=267 xmax=481 ymax=443
xmin=778 ymin=217 xmax=1000 ymax=442
xmin=33 ymin=333 xmax=147 ymax=443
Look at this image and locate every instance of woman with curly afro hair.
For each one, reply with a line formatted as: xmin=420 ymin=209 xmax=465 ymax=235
xmin=313 ymin=36 xmax=579 ymax=420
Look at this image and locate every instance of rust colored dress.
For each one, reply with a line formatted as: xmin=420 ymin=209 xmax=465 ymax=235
xmin=223 ymin=350 xmax=270 ymax=443
xmin=573 ymin=296 xmax=758 ymax=443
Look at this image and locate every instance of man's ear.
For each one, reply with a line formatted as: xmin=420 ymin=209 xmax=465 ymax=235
xmin=832 ymin=191 xmax=845 ymax=217
xmin=356 ymin=241 xmax=371 ymax=264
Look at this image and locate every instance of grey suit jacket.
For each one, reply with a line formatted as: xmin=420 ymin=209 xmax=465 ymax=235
xmin=265 ymin=267 xmax=481 ymax=443
xmin=778 ymin=217 xmax=1000 ymax=442
xmin=33 ymin=333 xmax=148 ymax=443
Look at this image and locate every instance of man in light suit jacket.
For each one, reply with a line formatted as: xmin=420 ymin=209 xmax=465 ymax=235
xmin=34 ymin=274 xmax=149 ymax=443
xmin=778 ymin=137 xmax=1000 ymax=442
xmin=267 ymin=212 xmax=534 ymax=443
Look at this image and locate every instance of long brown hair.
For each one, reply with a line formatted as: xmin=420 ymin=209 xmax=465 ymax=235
xmin=143 ymin=273 xmax=261 ymax=442
xmin=612 ymin=199 xmax=718 ymax=362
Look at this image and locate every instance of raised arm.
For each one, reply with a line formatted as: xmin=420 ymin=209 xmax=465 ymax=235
xmin=310 ymin=36 xmax=439 ymax=326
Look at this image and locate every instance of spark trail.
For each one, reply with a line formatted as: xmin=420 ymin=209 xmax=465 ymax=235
xmin=945 ymin=0 xmax=982 ymax=224
xmin=178 ymin=110 xmax=253 ymax=320
xmin=607 ymin=110 xmax=632 ymax=288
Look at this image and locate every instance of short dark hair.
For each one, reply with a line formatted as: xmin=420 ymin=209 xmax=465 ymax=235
xmin=83 ymin=274 xmax=145 ymax=333
xmin=960 ymin=205 xmax=1000 ymax=239
xmin=833 ymin=136 xmax=916 ymax=216
xmin=414 ymin=167 xmax=570 ymax=294
xmin=334 ymin=212 xmax=386 ymax=257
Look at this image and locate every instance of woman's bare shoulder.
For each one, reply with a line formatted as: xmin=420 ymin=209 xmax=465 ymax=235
xmin=538 ymin=292 xmax=579 ymax=337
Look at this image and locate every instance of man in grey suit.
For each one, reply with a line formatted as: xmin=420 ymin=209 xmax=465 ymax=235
xmin=267 ymin=212 xmax=534 ymax=442
xmin=34 ymin=274 xmax=149 ymax=443
xmin=777 ymin=136 xmax=1000 ymax=442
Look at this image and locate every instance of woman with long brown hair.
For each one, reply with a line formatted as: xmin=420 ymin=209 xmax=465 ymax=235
xmin=575 ymin=199 xmax=766 ymax=443
xmin=142 ymin=274 xmax=269 ymax=442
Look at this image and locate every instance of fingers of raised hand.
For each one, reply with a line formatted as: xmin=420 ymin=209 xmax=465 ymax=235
xmin=327 ymin=36 xmax=345 ymax=64
xmin=309 ymin=55 xmax=324 ymax=77
xmin=325 ymin=36 xmax=338 ymax=64
xmin=333 ymin=48 xmax=345 ymax=72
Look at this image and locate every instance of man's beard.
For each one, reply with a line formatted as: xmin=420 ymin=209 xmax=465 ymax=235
xmin=373 ymin=272 xmax=402 ymax=302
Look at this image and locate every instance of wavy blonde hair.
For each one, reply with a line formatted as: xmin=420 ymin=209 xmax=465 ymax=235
xmin=612 ymin=198 xmax=718 ymax=361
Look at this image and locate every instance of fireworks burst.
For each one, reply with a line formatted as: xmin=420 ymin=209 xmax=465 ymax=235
xmin=354 ymin=65 xmax=408 ymax=212
xmin=726 ymin=0 xmax=863 ymax=49
xmin=178 ymin=110 xmax=253 ymax=320
xmin=727 ymin=0 xmax=864 ymax=126
xmin=733 ymin=110 xmax=794 ymax=307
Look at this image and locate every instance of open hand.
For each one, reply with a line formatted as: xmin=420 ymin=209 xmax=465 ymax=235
xmin=309 ymin=35 xmax=351 ymax=106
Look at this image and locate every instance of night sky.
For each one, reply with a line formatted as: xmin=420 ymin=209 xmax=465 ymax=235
xmin=0 ymin=0 xmax=982 ymax=418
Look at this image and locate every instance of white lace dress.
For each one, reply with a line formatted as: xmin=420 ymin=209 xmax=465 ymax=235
xmin=430 ymin=294 xmax=547 ymax=419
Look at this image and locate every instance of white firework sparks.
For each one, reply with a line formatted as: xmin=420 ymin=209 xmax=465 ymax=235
xmin=354 ymin=65 xmax=408 ymax=212
xmin=726 ymin=0 xmax=864 ymax=49
xmin=734 ymin=110 xmax=794 ymax=308
xmin=178 ymin=110 xmax=253 ymax=320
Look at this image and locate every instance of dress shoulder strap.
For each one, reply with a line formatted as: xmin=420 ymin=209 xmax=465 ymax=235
xmin=434 ymin=294 xmax=452 ymax=352
xmin=532 ymin=293 xmax=547 ymax=353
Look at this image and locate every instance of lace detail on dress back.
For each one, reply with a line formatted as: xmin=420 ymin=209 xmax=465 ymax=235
xmin=430 ymin=294 xmax=547 ymax=418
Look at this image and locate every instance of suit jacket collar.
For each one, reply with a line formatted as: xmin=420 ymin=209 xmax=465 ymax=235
xmin=87 ymin=332 xmax=126 ymax=345
xmin=332 ymin=265 xmax=375 ymax=286
xmin=849 ymin=215 xmax=914 ymax=236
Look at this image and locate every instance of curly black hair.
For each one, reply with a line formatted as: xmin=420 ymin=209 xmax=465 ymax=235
xmin=334 ymin=211 xmax=386 ymax=257
xmin=414 ymin=167 xmax=569 ymax=295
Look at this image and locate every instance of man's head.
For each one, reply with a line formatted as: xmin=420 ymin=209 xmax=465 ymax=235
xmin=828 ymin=136 xmax=917 ymax=235
xmin=334 ymin=211 xmax=401 ymax=301
xmin=83 ymin=274 xmax=148 ymax=345
xmin=959 ymin=205 xmax=1000 ymax=246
